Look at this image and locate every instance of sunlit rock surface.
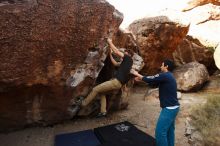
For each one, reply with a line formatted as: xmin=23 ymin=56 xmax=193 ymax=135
xmin=183 ymin=0 xmax=220 ymax=11
xmin=182 ymin=2 xmax=220 ymax=71
xmin=185 ymin=4 xmax=220 ymax=48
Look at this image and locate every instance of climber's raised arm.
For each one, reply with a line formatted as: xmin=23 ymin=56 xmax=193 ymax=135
xmin=107 ymin=38 xmax=124 ymax=58
xmin=109 ymin=49 xmax=120 ymax=67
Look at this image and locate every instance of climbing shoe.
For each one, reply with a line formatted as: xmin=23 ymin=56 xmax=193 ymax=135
xmin=96 ymin=112 xmax=107 ymax=118
xmin=75 ymin=96 xmax=84 ymax=106
xmin=68 ymin=105 xmax=80 ymax=117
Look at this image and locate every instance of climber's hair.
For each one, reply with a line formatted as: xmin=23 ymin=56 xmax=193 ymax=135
xmin=124 ymin=49 xmax=134 ymax=57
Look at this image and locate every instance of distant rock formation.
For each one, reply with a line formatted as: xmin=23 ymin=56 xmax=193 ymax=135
xmin=173 ymin=36 xmax=217 ymax=74
xmin=128 ymin=10 xmax=189 ymax=75
xmin=183 ymin=3 xmax=220 ymax=48
xmin=183 ymin=0 xmax=220 ymax=11
xmin=182 ymin=1 xmax=220 ymax=71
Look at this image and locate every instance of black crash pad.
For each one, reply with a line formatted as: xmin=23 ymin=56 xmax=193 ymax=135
xmin=55 ymin=129 xmax=100 ymax=146
xmin=94 ymin=121 xmax=156 ymax=146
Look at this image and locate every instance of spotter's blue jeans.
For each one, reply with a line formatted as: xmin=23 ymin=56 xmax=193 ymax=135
xmin=155 ymin=107 xmax=180 ymax=146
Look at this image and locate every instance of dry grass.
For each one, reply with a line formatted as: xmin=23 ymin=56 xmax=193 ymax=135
xmin=190 ymin=95 xmax=220 ymax=146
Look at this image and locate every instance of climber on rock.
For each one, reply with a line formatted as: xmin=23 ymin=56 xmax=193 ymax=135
xmin=75 ymin=38 xmax=134 ymax=118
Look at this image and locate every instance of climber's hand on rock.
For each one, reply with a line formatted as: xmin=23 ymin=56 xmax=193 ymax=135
xmin=107 ymin=38 xmax=112 ymax=44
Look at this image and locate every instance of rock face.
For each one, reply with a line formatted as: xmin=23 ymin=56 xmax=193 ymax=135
xmin=0 ymin=0 xmax=123 ymax=131
xmin=113 ymin=29 xmax=140 ymax=53
xmin=173 ymin=62 xmax=209 ymax=91
xmin=128 ymin=10 xmax=189 ymax=75
xmin=173 ymin=36 xmax=217 ymax=74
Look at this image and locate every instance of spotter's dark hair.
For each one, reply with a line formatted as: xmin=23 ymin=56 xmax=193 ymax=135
xmin=163 ymin=59 xmax=175 ymax=71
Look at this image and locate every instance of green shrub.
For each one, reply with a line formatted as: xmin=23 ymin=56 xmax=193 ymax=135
xmin=190 ymin=95 xmax=220 ymax=146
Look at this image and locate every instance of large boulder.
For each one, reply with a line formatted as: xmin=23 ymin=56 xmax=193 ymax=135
xmin=0 ymin=0 xmax=123 ymax=131
xmin=128 ymin=10 xmax=189 ymax=75
xmin=173 ymin=36 xmax=217 ymax=74
xmin=173 ymin=62 xmax=209 ymax=91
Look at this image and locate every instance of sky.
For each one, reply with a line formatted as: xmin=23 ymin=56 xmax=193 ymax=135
xmin=106 ymin=0 xmax=189 ymax=28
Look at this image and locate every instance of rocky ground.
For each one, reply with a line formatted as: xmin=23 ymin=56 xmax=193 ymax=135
xmin=0 ymin=85 xmax=208 ymax=146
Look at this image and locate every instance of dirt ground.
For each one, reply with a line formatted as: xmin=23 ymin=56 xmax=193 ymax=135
xmin=0 ymin=86 xmax=208 ymax=146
